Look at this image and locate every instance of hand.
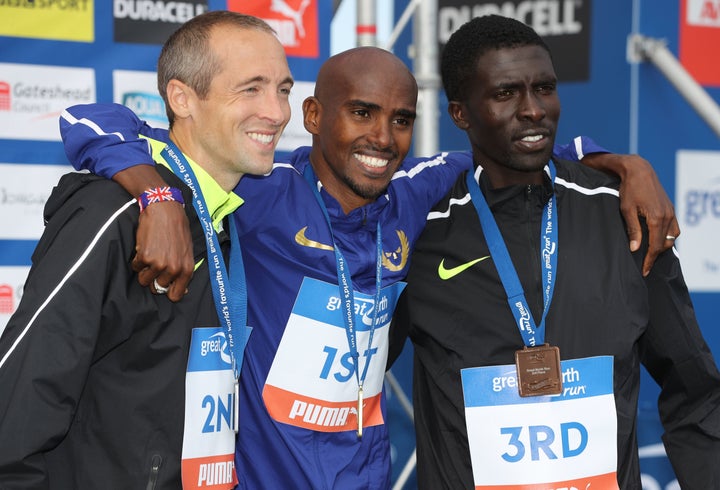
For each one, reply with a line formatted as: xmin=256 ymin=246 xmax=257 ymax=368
xmin=112 ymin=165 xmax=194 ymax=301
xmin=133 ymin=200 xmax=194 ymax=302
xmin=582 ymin=153 xmax=680 ymax=276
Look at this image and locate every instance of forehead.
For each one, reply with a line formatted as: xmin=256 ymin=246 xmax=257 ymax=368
xmin=338 ymin=66 xmax=417 ymax=110
xmin=475 ymin=45 xmax=555 ymax=84
xmin=210 ymin=26 xmax=291 ymax=78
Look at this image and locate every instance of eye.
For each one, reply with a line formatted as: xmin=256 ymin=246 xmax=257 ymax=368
xmin=393 ymin=117 xmax=411 ymax=127
xmin=537 ymin=83 xmax=556 ymax=94
xmin=495 ymin=88 xmax=514 ymax=99
xmin=279 ymin=86 xmax=292 ymax=96
xmin=353 ymin=109 xmax=370 ymax=118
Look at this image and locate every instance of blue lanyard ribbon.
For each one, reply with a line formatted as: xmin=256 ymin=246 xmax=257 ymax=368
xmin=302 ymin=165 xmax=382 ymax=388
xmin=465 ymin=162 xmax=558 ymax=347
xmin=161 ymin=142 xmax=249 ymax=380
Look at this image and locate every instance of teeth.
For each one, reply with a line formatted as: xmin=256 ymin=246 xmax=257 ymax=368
xmin=354 ymin=153 xmax=388 ymax=168
xmin=522 ymin=134 xmax=543 ymax=142
xmin=249 ymin=132 xmax=274 ymax=144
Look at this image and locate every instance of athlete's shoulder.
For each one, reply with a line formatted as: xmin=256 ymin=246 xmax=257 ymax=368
xmin=553 ymin=157 xmax=620 ymax=196
xmin=45 ymin=172 xmax=132 ymax=221
xmin=393 ymin=150 xmax=472 ymax=180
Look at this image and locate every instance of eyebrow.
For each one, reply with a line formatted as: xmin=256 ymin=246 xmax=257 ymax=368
xmin=237 ymin=75 xmax=295 ymax=87
xmin=495 ymin=74 xmax=557 ymax=89
xmin=347 ymin=99 xmax=417 ymax=119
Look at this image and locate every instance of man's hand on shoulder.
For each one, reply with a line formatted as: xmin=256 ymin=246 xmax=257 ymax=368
xmin=134 ymin=200 xmax=194 ymax=302
xmin=113 ymin=165 xmax=194 ymax=301
xmin=582 ymin=152 xmax=680 ymax=276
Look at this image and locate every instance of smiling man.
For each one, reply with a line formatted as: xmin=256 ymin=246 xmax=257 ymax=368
xmin=0 ymin=11 xmax=293 ymax=489
xmin=394 ymin=14 xmax=720 ymax=490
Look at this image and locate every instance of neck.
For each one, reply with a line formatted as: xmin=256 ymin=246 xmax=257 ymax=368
xmin=169 ymin=127 xmax=241 ymax=193
xmin=309 ymin=153 xmax=372 ymax=215
xmin=474 ymin=157 xmax=545 ymax=189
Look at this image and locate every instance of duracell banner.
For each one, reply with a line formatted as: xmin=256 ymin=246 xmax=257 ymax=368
xmin=113 ymin=0 xmax=209 ymax=45
xmin=438 ymin=0 xmax=592 ymax=83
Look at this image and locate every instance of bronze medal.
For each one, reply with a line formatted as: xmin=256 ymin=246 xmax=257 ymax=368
xmin=515 ymin=344 xmax=562 ymax=397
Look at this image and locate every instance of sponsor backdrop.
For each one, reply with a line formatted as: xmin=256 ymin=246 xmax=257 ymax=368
xmin=0 ymin=0 xmax=718 ymax=489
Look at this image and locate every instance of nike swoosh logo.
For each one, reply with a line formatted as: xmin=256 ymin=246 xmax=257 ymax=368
xmin=438 ymin=256 xmax=490 ymax=280
xmin=295 ymin=226 xmax=334 ymax=252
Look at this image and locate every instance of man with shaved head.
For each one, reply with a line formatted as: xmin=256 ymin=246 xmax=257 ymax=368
xmin=306 ymin=48 xmax=418 ymax=211
xmin=58 ymin=40 xmax=677 ymax=488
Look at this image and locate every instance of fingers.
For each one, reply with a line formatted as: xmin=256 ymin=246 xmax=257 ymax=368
xmin=642 ymin=216 xmax=680 ymax=277
xmin=131 ymin=200 xmax=194 ymax=301
xmin=167 ymin=268 xmax=192 ymax=302
xmin=133 ymin=258 xmax=194 ymax=302
xmin=621 ymin=206 xmax=643 ymax=253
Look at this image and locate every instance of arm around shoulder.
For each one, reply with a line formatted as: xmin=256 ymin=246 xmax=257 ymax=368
xmin=60 ymin=103 xmax=193 ymax=300
xmin=573 ymin=145 xmax=680 ymax=276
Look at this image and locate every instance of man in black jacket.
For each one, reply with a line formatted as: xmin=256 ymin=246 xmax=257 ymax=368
xmin=394 ymin=14 xmax=720 ymax=490
xmin=0 ymin=11 xmax=292 ymax=489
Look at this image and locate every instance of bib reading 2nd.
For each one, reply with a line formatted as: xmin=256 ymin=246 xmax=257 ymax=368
xmin=163 ymin=142 xmax=251 ymax=490
xmin=460 ymin=163 xmax=619 ymax=489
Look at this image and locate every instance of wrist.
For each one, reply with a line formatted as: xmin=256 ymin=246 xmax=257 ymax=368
xmin=137 ymin=187 xmax=185 ymax=212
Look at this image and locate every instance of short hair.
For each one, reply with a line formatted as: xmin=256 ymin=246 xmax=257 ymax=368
xmin=441 ymin=15 xmax=551 ymax=102
xmin=157 ymin=10 xmax=276 ymax=125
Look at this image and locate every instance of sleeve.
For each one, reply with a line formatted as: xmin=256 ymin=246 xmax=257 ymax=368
xmin=394 ymin=151 xmax=472 ymax=216
xmin=638 ymin=247 xmax=720 ymax=488
xmin=387 ymin=291 xmax=411 ymax=370
xmin=0 ymin=177 xmax=138 ymax=485
xmin=552 ymin=136 xmax=608 ymax=161
xmin=60 ymin=103 xmax=170 ymax=179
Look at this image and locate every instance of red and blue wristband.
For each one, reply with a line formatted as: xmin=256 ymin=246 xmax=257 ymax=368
xmin=137 ymin=186 xmax=185 ymax=212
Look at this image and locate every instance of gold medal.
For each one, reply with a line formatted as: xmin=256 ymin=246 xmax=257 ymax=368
xmin=515 ymin=344 xmax=562 ymax=397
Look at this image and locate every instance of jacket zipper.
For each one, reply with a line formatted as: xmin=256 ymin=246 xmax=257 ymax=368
xmin=146 ymin=454 xmax=162 ymax=490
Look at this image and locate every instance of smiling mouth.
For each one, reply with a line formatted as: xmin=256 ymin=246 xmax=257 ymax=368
xmin=520 ymin=134 xmax=544 ymax=143
xmin=354 ymin=153 xmax=389 ymax=169
xmin=248 ymin=132 xmax=274 ymax=144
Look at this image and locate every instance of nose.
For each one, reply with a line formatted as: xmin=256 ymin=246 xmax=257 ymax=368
xmin=518 ymin=90 xmax=546 ymax=122
xmin=262 ymin=91 xmax=291 ymax=127
xmin=367 ymin=117 xmax=393 ymax=149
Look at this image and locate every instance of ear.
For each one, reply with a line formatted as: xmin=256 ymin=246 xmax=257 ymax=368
xmin=302 ymin=96 xmax=321 ymax=135
xmin=448 ymin=101 xmax=470 ymax=130
xmin=166 ymin=79 xmax=194 ymax=120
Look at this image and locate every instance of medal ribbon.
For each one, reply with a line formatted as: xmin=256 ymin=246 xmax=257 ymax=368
xmin=465 ymin=162 xmax=558 ymax=347
xmin=161 ymin=143 xmax=249 ymax=381
xmin=303 ymin=165 xmax=382 ymax=436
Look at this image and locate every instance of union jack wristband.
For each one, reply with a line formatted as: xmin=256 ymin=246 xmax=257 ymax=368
xmin=137 ymin=186 xmax=185 ymax=212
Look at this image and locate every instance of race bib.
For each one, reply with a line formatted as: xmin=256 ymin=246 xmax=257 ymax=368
xmin=461 ymin=356 xmax=618 ymax=490
xmin=263 ymin=277 xmax=405 ymax=432
xmin=182 ymin=327 xmax=238 ymax=489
